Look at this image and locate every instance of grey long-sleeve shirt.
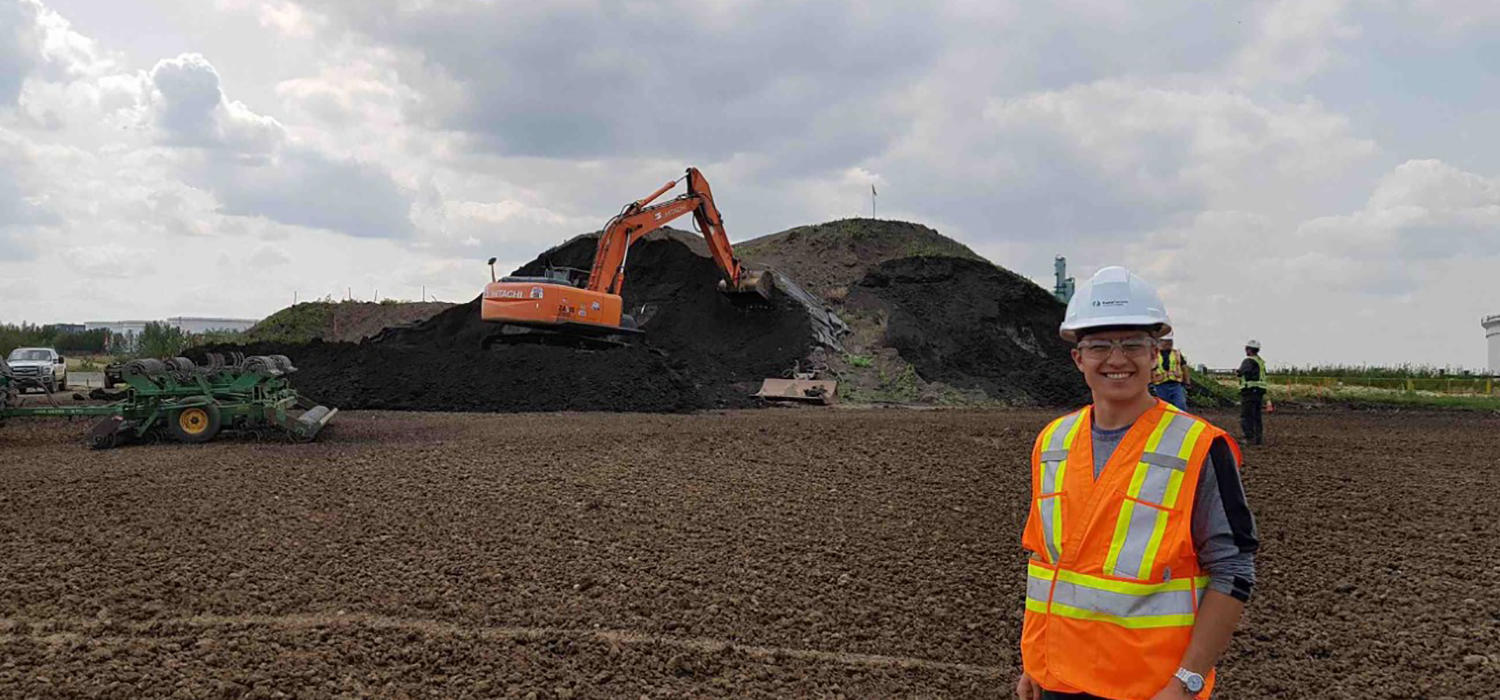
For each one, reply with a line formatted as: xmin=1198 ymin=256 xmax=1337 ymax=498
xmin=1092 ymin=423 xmax=1258 ymax=601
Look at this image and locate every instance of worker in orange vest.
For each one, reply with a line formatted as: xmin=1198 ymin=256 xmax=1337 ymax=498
xmin=1016 ymin=267 xmax=1258 ymax=700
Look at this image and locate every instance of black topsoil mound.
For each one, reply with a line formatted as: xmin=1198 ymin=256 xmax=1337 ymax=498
xmin=851 ymin=256 xmax=1090 ymax=406
xmin=207 ymin=233 xmax=814 ymax=412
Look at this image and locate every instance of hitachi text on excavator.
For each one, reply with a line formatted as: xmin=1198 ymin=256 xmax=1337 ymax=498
xmin=480 ymin=168 xmax=773 ymax=347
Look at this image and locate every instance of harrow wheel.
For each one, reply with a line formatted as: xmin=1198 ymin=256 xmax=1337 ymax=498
xmin=169 ymin=404 xmax=222 ymax=444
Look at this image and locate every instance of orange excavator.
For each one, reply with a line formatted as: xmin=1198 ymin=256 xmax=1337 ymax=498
xmin=480 ymin=167 xmax=772 ymax=347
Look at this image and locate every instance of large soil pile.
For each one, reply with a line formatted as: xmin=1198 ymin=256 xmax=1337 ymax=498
xmin=208 ymin=230 xmax=815 ymax=412
xmin=736 ymin=219 xmax=984 ymax=301
xmin=739 ymin=219 xmax=1087 ymax=407
xmin=849 ymin=256 xmax=1088 ymax=406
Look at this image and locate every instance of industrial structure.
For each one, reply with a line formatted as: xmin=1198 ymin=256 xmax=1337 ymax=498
xmin=1484 ymin=315 xmax=1500 ymax=374
xmin=1053 ymin=256 xmax=1075 ymax=303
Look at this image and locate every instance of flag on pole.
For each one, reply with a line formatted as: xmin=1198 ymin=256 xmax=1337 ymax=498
xmin=871 ymin=183 xmax=877 ymax=197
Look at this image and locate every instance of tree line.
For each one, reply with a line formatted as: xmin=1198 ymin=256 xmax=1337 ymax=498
xmin=1 ymin=322 xmax=243 ymax=360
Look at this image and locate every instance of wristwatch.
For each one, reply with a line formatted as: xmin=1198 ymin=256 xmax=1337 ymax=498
xmin=1174 ymin=667 xmax=1205 ymax=695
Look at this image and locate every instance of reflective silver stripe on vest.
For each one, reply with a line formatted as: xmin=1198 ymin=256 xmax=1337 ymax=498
xmin=1026 ymin=564 xmax=1206 ymax=629
xmin=1050 ymin=577 xmax=1198 ymax=618
xmin=1040 ymin=411 xmax=1082 ymax=495
xmin=1027 ymin=568 xmax=1053 ymax=603
xmin=1151 ymin=412 xmax=1196 ymax=458
xmin=1132 ymin=413 xmax=1199 ymax=505
xmin=1106 ymin=500 xmax=1166 ymax=580
xmin=1140 ymin=452 xmax=1187 ymax=471
xmin=1037 ymin=410 xmax=1083 ymax=563
xmin=1105 ymin=412 xmax=1210 ymax=580
xmin=1038 ymin=496 xmax=1061 ymax=562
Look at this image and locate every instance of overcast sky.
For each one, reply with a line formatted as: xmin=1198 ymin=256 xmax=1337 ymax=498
xmin=3 ymin=0 xmax=1498 ymax=369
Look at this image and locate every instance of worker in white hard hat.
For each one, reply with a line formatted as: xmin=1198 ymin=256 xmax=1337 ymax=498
xmin=1148 ymin=331 xmax=1191 ymax=411
xmin=1016 ymin=266 xmax=1257 ymax=700
xmin=1235 ymin=340 xmax=1267 ymax=445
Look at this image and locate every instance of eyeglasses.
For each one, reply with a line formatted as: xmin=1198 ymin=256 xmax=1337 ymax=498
xmin=1076 ymin=337 xmax=1155 ymax=359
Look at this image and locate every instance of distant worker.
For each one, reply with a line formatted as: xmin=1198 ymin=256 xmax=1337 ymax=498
xmin=1016 ymin=267 xmax=1257 ymax=700
xmin=1149 ymin=332 xmax=1191 ymax=410
xmin=1235 ymin=340 xmax=1267 ymax=446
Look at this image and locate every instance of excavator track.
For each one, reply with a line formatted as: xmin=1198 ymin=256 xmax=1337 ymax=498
xmin=480 ymin=321 xmax=641 ymax=351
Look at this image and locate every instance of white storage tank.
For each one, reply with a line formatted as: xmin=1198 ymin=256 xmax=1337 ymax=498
xmin=1485 ymin=315 xmax=1500 ymax=374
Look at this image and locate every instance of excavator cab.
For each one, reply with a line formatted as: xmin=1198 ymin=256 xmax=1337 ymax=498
xmin=481 ymin=167 xmax=773 ymax=348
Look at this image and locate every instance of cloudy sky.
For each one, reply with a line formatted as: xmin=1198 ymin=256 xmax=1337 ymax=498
xmin=2 ymin=0 xmax=1498 ymax=369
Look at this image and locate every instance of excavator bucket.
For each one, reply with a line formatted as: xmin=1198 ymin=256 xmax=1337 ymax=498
xmin=718 ymin=269 xmax=775 ymax=304
xmin=754 ymin=378 xmax=838 ymax=405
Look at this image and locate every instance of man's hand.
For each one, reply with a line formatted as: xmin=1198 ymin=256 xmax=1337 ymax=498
xmin=1015 ymin=673 xmax=1043 ymax=700
xmin=1148 ymin=680 xmax=1197 ymax=700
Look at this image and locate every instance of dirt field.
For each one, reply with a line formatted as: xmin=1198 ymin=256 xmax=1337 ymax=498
xmin=1 ymin=408 xmax=1496 ymax=698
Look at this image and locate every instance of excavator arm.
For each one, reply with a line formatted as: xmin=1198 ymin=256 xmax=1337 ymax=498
xmin=479 ymin=167 xmax=770 ymax=344
xmin=586 ymin=168 xmax=769 ymax=299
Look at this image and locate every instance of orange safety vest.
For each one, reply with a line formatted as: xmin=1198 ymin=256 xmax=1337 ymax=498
xmin=1021 ymin=400 xmax=1230 ymax=700
xmin=1151 ymin=349 xmax=1188 ymax=385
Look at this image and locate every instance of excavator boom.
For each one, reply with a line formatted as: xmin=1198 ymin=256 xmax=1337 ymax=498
xmin=587 ymin=168 xmax=769 ymax=298
xmin=480 ymin=168 xmax=772 ymax=345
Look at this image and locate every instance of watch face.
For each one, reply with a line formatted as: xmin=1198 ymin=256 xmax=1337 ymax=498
xmin=1184 ymin=675 xmax=1205 ymax=692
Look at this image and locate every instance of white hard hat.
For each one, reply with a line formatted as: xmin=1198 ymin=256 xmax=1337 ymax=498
xmin=1059 ymin=266 xmax=1172 ymax=342
xmin=1245 ymin=339 xmax=1261 ymax=350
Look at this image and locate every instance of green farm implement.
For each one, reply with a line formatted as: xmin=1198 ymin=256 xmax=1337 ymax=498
xmin=1 ymin=353 xmax=336 ymax=449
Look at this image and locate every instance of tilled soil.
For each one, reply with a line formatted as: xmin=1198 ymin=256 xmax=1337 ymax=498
xmin=1 ymin=408 xmax=1496 ymax=698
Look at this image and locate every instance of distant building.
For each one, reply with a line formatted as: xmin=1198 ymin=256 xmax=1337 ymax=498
xmin=85 ymin=317 xmax=260 ymax=353
xmin=1484 ymin=315 xmax=1500 ymax=374
xmin=85 ymin=320 xmax=151 ymax=337
xmin=85 ymin=317 xmax=259 ymax=335
xmin=51 ymin=323 xmax=85 ymax=333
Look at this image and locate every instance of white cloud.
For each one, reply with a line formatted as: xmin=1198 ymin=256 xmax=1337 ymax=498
xmin=1229 ymin=0 xmax=1358 ymax=87
xmin=149 ymin=53 xmax=280 ymax=152
xmin=1 ymin=0 xmax=1498 ymax=369
xmin=257 ymin=1 xmax=322 ymax=38
xmin=1132 ymin=159 xmax=1500 ymax=369
xmin=140 ymin=52 xmax=415 ymax=239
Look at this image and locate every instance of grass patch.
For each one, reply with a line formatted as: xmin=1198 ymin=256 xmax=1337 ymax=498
xmin=66 ymin=355 xmax=117 ymax=371
xmin=1270 ymin=364 xmax=1489 ymax=379
xmin=842 ymin=362 xmax=922 ymax=404
xmin=1268 ymin=381 xmax=1500 ymax=411
xmin=243 ymin=302 xmax=337 ymax=344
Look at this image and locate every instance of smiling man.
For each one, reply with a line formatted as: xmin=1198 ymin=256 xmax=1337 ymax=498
xmin=1015 ymin=267 xmax=1258 ymax=700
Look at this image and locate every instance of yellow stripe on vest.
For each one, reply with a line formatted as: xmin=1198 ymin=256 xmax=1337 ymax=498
xmin=1104 ymin=413 xmax=1210 ymax=580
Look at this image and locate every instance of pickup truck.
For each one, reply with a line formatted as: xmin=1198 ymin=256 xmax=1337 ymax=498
xmin=4 ymin=347 xmax=67 ymax=393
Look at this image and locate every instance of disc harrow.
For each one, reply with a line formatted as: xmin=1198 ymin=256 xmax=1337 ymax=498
xmin=1 ymin=353 xmax=336 ymax=449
